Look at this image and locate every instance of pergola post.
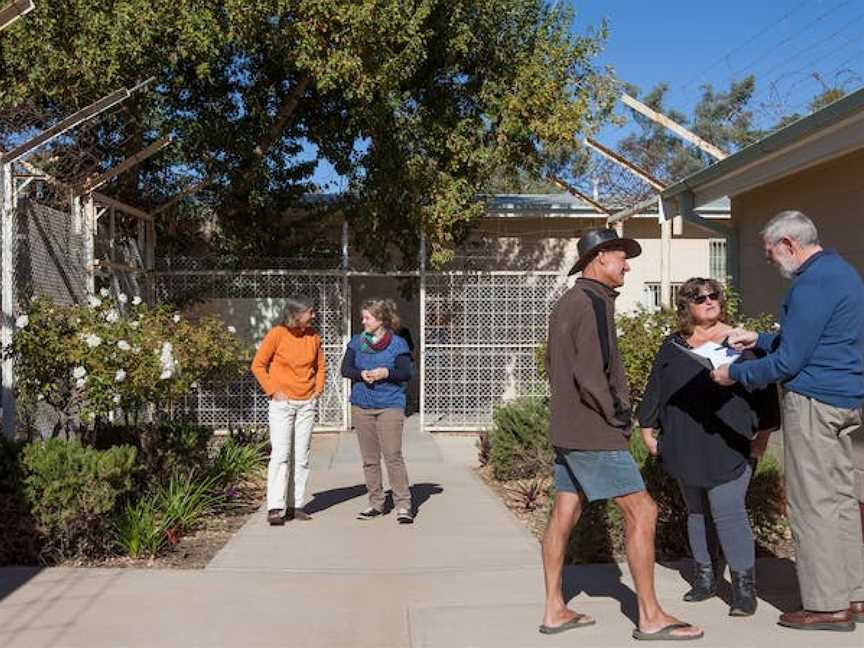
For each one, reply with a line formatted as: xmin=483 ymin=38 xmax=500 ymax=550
xmin=418 ymin=229 xmax=427 ymax=434
xmin=1 ymin=162 xmax=16 ymax=437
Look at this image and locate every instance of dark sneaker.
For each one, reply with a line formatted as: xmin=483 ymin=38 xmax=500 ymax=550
xmin=267 ymin=509 xmax=285 ymax=526
xmin=357 ymin=507 xmax=383 ymax=520
xmin=396 ymin=508 xmax=414 ymax=524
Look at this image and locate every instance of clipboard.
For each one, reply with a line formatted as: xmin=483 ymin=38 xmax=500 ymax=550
xmin=671 ymin=340 xmax=741 ymax=370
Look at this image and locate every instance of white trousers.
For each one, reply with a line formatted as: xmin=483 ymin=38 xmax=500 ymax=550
xmin=267 ymin=398 xmax=316 ymax=510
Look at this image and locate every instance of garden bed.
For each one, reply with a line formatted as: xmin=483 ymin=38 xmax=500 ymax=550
xmin=64 ymin=476 xmax=265 ymax=569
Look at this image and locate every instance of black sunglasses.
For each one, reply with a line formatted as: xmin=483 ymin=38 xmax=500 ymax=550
xmin=691 ymin=291 xmax=721 ymax=305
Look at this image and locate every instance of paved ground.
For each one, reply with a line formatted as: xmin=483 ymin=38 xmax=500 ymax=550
xmin=1 ymin=417 xmax=860 ymax=647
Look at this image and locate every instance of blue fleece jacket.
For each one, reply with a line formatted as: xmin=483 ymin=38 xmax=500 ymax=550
xmin=343 ymin=333 xmax=413 ymax=410
xmin=729 ymin=250 xmax=864 ymax=409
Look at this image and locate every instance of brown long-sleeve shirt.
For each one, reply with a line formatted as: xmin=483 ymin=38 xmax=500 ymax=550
xmin=546 ymin=278 xmax=631 ymax=450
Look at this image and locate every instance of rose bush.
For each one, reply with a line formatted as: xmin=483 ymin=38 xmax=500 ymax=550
xmin=8 ymin=292 xmax=250 ymax=437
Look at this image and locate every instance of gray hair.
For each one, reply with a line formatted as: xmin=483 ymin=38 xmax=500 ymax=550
xmin=761 ymin=210 xmax=820 ymax=247
xmin=281 ymin=297 xmax=314 ymax=327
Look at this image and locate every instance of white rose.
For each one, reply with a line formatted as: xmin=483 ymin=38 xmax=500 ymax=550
xmin=105 ymin=309 xmax=120 ymax=323
xmin=85 ymin=334 xmax=102 ymax=348
xmin=100 ymin=288 xmax=110 ymax=297
xmin=159 ymin=370 xmax=173 ymax=380
xmin=37 ymin=393 xmax=44 ymax=401
xmin=173 ymin=314 xmax=181 ymax=323
xmin=15 ymin=315 xmax=28 ymax=329
xmin=113 ymin=394 xmax=122 ymax=404
xmin=132 ymin=296 xmax=142 ymax=306
xmin=72 ymin=366 xmax=87 ymax=379
xmin=88 ymin=296 xmax=102 ymax=308
xmin=227 ymin=325 xmax=237 ymax=334
xmin=114 ymin=369 xmax=126 ymax=383
xmin=190 ymin=381 xmax=198 ymax=389
xmin=75 ymin=377 xmax=86 ymax=389
xmin=130 ymin=321 xmax=139 ymax=329
xmin=132 ymin=345 xmax=141 ymax=354
xmin=117 ymin=340 xmax=131 ymax=351
xmin=117 ymin=293 xmax=128 ymax=304
xmin=159 ymin=341 xmax=176 ymax=377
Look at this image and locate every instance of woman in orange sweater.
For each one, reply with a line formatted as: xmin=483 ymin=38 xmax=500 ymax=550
xmin=252 ymin=298 xmax=326 ymax=526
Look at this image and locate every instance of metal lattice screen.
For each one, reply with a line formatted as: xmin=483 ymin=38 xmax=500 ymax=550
xmin=154 ymin=269 xmax=348 ymax=430
xmin=423 ymin=272 xmax=566 ymax=429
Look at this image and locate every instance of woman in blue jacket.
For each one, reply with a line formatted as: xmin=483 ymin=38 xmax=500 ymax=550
xmin=341 ymin=298 xmax=414 ymax=523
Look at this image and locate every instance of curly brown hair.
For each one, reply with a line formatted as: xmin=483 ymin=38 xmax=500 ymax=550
xmin=360 ymin=298 xmax=401 ymax=330
xmin=675 ymin=277 xmax=732 ymax=336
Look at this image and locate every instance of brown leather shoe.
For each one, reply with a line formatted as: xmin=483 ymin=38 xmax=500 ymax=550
xmin=778 ymin=609 xmax=855 ymax=632
xmin=267 ymin=509 xmax=285 ymax=526
xmin=850 ymin=601 xmax=864 ymax=624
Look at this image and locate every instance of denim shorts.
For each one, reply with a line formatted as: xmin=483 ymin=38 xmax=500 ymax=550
xmin=553 ymin=447 xmax=645 ymax=502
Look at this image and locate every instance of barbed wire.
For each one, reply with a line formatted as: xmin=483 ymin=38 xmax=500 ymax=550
xmin=0 ymin=89 xmax=172 ymax=210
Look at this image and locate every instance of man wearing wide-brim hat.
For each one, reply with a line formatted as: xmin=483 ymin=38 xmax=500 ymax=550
xmin=539 ymin=227 xmax=704 ymax=642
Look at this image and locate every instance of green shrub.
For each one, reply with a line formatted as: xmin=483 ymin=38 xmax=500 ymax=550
xmin=748 ymin=452 xmax=790 ymax=550
xmin=21 ymin=439 xmax=137 ymax=559
xmin=114 ymin=495 xmax=169 ymax=559
xmin=489 ymin=396 xmax=552 ymax=480
xmin=138 ymin=422 xmax=214 ymax=483
xmin=157 ymin=471 xmax=225 ymax=538
xmin=0 ymin=438 xmax=42 ymax=565
xmin=210 ymin=435 xmax=267 ymax=487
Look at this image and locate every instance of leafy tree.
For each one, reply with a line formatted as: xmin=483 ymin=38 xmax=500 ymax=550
xmin=0 ymin=1 xmax=617 ymax=267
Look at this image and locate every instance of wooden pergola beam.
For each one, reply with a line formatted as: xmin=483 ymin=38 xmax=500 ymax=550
xmin=621 ymin=93 xmax=728 ymax=161
xmin=80 ymin=136 xmax=171 ymax=193
xmin=92 ymin=191 xmax=151 ymax=221
xmin=546 ymin=174 xmax=611 ymax=215
xmin=0 ymin=0 xmax=33 ymax=32
xmin=607 ymin=194 xmax=660 ymax=224
xmin=584 ymin=138 xmax=666 ymax=191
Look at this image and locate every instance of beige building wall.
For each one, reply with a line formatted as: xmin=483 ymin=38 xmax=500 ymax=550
xmin=470 ymin=215 xmax=726 ymax=312
xmin=731 ymin=148 xmax=864 ymax=317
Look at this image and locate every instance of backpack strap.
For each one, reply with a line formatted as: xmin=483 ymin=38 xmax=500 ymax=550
xmin=585 ymin=291 xmax=631 ymax=427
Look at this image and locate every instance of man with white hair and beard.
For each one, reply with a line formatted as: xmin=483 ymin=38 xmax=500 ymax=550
xmin=712 ymin=210 xmax=864 ymax=631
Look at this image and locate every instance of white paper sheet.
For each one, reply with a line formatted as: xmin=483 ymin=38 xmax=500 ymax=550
xmin=687 ymin=341 xmax=741 ymax=370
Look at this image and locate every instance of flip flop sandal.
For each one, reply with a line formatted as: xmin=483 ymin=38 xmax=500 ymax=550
xmin=538 ymin=614 xmax=596 ymax=634
xmin=632 ymin=622 xmax=704 ymax=641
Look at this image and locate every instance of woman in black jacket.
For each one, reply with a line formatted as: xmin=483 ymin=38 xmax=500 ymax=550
xmin=637 ymin=278 xmax=779 ymax=617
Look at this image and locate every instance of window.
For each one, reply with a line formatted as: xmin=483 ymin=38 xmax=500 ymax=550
xmin=642 ymin=282 xmax=681 ymax=310
xmin=709 ymin=239 xmax=727 ymax=281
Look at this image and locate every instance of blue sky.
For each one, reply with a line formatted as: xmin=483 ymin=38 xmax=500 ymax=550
xmin=312 ymin=1 xmax=864 ymax=189
xmin=578 ymin=0 xmax=864 ymax=131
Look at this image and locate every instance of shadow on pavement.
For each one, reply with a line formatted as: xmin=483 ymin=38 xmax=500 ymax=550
xmin=663 ymin=557 xmax=802 ymax=613
xmin=562 ymin=563 xmax=639 ymax=625
xmin=411 ymin=482 xmax=444 ymax=516
xmin=305 ymin=484 xmax=367 ymax=514
xmin=0 ymin=567 xmax=42 ymax=605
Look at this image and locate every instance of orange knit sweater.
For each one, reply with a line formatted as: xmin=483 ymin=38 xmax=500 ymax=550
xmin=251 ymin=326 xmax=326 ymax=400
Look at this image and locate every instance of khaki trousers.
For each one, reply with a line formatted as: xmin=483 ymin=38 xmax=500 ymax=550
xmin=352 ymin=406 xmax=411 ymax=511
xmin=782 ymin=391 xmax=864 ymax=610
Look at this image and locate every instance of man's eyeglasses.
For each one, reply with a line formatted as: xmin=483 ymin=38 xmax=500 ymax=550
xmin=691 ymin=291 xmax=721 ymax=305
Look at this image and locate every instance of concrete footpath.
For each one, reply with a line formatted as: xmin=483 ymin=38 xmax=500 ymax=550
xmin=0 ymin=416 xmax=859 ymax=647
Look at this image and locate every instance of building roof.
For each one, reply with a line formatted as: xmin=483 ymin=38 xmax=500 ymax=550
xmin=662 ymin=86 xmax=864 ymax=213
xmin=485 ymin=193 xmax=730 ymax=218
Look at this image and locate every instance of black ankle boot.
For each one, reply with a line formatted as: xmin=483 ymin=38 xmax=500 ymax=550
xmin=683 ymin=562 xmax=717 ymax=602
xmin=729 ymin=568 xmax=757 ymax=616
